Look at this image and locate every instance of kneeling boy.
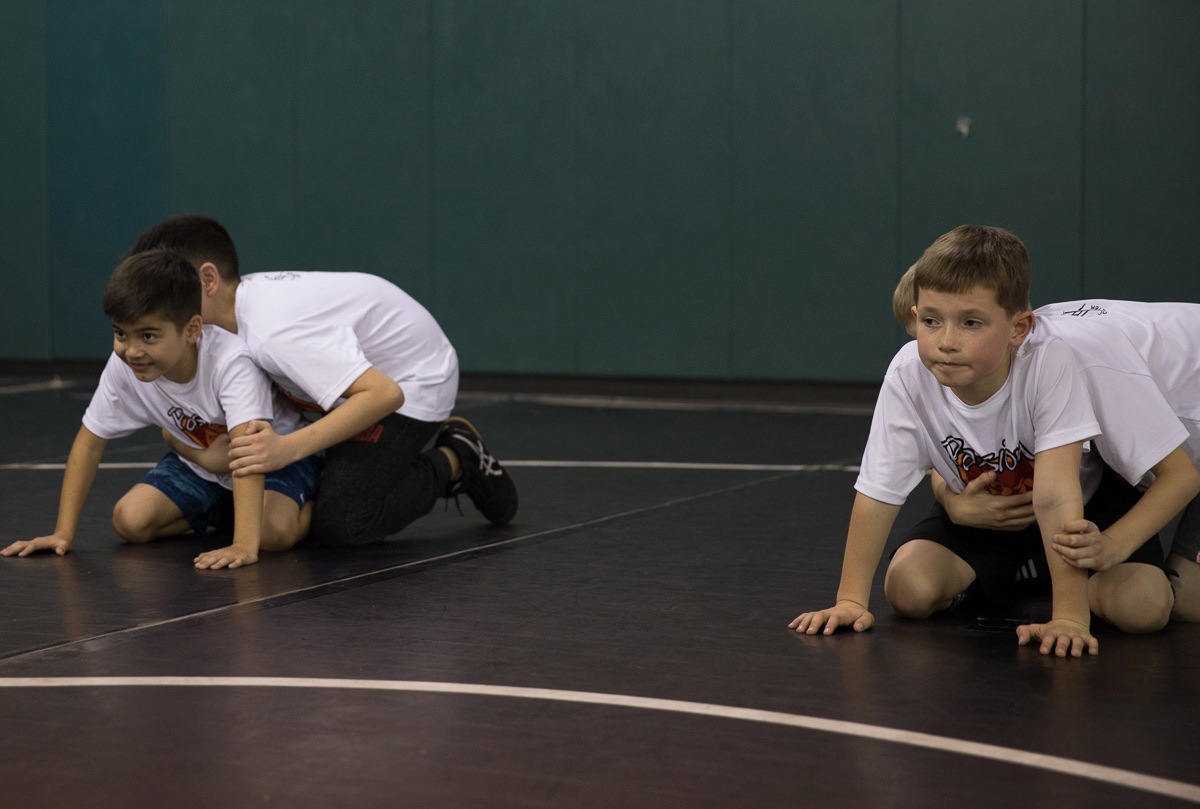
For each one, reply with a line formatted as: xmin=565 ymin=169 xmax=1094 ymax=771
xmin=131 ymin=215 xmax=517 ymax=547
xmin=790 ymin=225 xmax=1180 ymax=656
xmin=893 ymin=267 xmax=1200 ymax=622
xmin=1 ymin=251 xmax=318 ymax=569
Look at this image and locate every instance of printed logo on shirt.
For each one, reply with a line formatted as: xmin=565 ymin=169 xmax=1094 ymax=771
xmin=941 ymin=435 xmax=1035 ymax=495
xmin=263 ymin=272 xmax=301 ymax=281
xmin=167 ymin=406 xmax=227 ymax=448
xmin=1060 ymin=302 xmax=1108 ymax=317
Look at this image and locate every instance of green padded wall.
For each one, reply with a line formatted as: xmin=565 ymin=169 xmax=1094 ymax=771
xmin=164 ymin=2 xmax=300 ymax=274
xmin=293 ymin=4 xmax=433 ymax=305
xmin=15 ymin=1 xmax=1200 ymax=380
xmin=1084 ymin=0 xmax=1200 ymax=301
xmin=573 ymin=1 xmax=733 ymax=377
xmin=0 ymin=0 xmax=51 ymax=360
xmin=430 ymin=1 xmax=575 ymax=372
xmin=46 ymin=0 xmax=166 ymax=358
xmin=900 ymin=0 xmax=1085 ymax=308
xmin=731 ymin=1 xmax=900 ymax=378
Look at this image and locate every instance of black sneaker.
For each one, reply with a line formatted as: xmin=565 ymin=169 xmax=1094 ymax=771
xmin=436 ymin=417 xmax=518 ymax=526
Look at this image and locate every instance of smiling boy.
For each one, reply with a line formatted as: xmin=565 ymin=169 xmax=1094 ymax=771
xmin=789 ymin=225 xmax=1174 ymax=656
xmin=131 ymin=215 xmax=517 ymax=548
xmin=1 ymin=251 xmax=318 ymax=569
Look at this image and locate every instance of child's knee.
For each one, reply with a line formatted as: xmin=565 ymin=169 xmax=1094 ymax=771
xmin=884 ymin=540 xmax=972 ymax=619
xmin=1129 ymin=580 xmax=1174 ymax=633
xmin=111 ymin=500 xmax=155 ymax=544
xmin=885 ymin=555 xmax=940 ymax=618
xmin=259 ymin=520 xmax=300 ymax=552
xmin=1093 ymin=567 xmax=1173 ymax=634
xmin=259 ymin=498 xmax=308 ymax=552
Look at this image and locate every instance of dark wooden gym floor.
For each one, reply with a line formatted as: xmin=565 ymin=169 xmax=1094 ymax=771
xmin=0 ymin=374 xmax=1196 ymax=808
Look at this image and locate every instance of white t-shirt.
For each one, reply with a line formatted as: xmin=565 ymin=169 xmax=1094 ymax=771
xmin=83 ymin=326 xmax=303 ymax=489
xmin=1033 ymin=300 xmax=1198 ymax=487
xmin=234 ymin=271 xmax=459 ymax=422
xmin=855 ymin=337 xmax=1102 ymax=506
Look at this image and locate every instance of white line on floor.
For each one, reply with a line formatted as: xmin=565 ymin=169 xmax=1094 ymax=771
xmin=0 ymin=676 xmax=1193 ymax=803
xmin=0 ymin=460 xmax=859 ymax=473
xmin=0 ymin=462 xmax=158 ymax=470
xmin=0 ymin=377 xmax=76 ymax=395
xmin=508 ymin=460 xmax=860 ymax=472
xmin=459 ymin=391 xmax=875 ymax=415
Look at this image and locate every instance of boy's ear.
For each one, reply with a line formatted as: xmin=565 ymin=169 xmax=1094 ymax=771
xmin=1009 ymin=310 xmax=1034 ymax=346
xmin=198 ymin=262 xmax=221 ymax=296
xmin=183 ymin=314 xmax=203 ymax=343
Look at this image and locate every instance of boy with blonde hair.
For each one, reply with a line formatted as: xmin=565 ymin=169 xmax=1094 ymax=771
xmin=1 ymin=251 xmax=319 ymax=569
xmin=791 ymin=225 xmax=1186 ymax=655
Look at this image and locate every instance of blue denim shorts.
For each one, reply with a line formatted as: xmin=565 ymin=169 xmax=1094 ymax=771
xmin=140 ymin=452 xmax=322 ymax=535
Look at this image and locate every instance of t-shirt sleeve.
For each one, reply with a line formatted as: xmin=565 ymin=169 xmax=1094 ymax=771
xmin=1086 ymin=366 xmax=1189 ymax=484
xmin=1029 ymin=340 xmax=1102 ymax=455
xmin=214 ymin=352 xmax=278 ymax=430
xmin=854 ymin=371 xmax=930 ymax=505
xmin=81 ymin=355 xmax=152 ymax=440
xmin=258 ymin=325 xmax=374 ymax=413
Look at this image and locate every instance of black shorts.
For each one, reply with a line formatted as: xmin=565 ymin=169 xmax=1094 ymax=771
xmin=896 ymin=464 xmax=1165 ymax=603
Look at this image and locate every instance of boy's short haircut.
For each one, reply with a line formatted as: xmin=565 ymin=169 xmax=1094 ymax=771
xmin=103 ymin=250 xmax=201 ymax=330
xmin=892 ymin=265 xmax=917 ymax=331
xmin=132 ymin=215 xmax=240 ymax=282
xmin=911 ymin=225 xmax=1031 ymax=316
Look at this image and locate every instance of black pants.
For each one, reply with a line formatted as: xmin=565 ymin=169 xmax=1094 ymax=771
xmin=308 ymin=413 xmax=452 ymax=546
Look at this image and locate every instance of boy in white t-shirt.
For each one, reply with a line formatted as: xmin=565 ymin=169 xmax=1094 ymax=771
xmin=790 ymin=226 xmax=1182 ymax=656
xmin=0 ymin=251 xmax=320 ymax=569
xmin=131 ymin=216 xmax=517 ymax=546
xmin=893 ymin=269 xmax=1200 ymax=622
xmin=1032 ymin=301 xmax=1200 ymax=620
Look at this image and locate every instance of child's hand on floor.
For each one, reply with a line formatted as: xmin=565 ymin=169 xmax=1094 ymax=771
xmin=194 ymin=544 xmax=258 ymax=570
xmin=1 ymin=533 xmax=71 ymax=557
xmin=789 ymin=600 xmax=874 ymax=635
xmin=1016 ymin=619 xmax=1098 ymax=657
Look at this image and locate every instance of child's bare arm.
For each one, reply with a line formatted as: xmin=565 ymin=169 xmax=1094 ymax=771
xmin=162 ymin=428 xmax=232 ymax=475
xmin=227 ymin=367 xmax=403 ymax=476
xmin=789 ymin=493 xmax=901 ymax=635
xmin=1053 ymin=445 xmax=1200 ymax=571
xmin=194 ymin=423 xmax=264 ymax=570
xmin=1016 ymin=441 xmax=1098 ymax=657
xmin=2 ymin=426 xmax=107 ymax=557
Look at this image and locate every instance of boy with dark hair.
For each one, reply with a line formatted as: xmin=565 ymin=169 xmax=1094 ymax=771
xmin=1 ymin=251 xmax=319 ymax=569
xmin=131 ymin=215 xmax=516 ymax=547
xmin=890 ymin=267 xmax=1200 ymax=622
xmin=790 ymin=225 xmax=1184 ymax=656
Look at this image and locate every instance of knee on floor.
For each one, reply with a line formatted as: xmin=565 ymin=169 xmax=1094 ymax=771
xmin=1100 ymin=578 xmax=1174 ymax=634
xmin=884 ymin=564 xmax=944 ymax=619
xmin=259 ymin=514 xmax=304 ymax=552
xmin=111 ymin=501 xmax=157 ymax=544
